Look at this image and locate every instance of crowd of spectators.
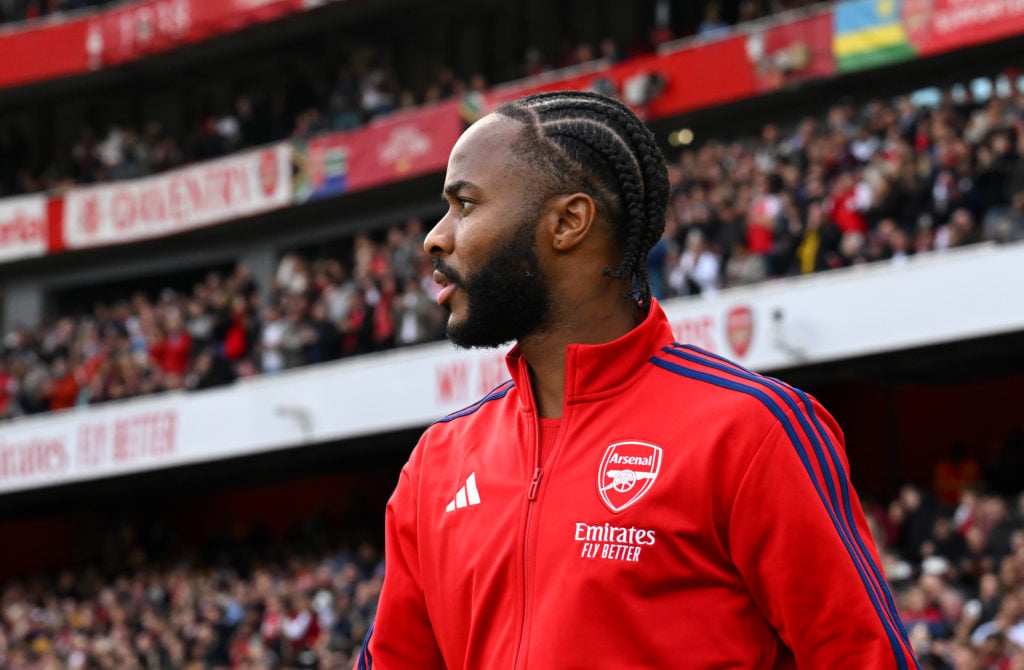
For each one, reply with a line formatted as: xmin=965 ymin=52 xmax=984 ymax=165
xmin=0 ymin=218 xmax=443 ymax=418
xmin=5 ymin=79 xmax=1024 ymax=418
xmin=2 ymin=439 xmax=1023 ymax=668
xmin=650 ymin=83 xmax=1024 ymax=300
xmin=2 ymin=64 xmax=491 ymax=197
xmin=0 ymin=516 xmax=383 ymax=669
xmin=0 ymin=0 xmax=827 ymax=197
xmin=873 ymin=434 xmax=1024 ymax=668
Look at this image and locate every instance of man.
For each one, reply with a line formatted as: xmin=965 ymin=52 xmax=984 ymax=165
xmin=358 ymin=91 xmax=917 ymax=669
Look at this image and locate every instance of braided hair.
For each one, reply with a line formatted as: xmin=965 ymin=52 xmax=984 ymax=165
xmin=493 ymin=90 xmax=669 ymax=315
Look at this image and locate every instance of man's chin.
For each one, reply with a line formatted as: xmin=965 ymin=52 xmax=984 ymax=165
xmin=446 ymin=318 xmax=516 ymax=350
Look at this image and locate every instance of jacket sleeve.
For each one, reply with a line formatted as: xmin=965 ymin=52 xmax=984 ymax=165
xmin=727 ymin=400 xmax=918 ymax=669
xmin=358 ymin=445 xmax=445 ymax=670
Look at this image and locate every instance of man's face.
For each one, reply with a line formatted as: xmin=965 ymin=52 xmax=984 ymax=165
xmin=425 ymin=115 xmax=552 ymax=348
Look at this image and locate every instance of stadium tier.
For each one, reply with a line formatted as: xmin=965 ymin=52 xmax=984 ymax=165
xmin=1 ymin=1 xmax=1024 ymax=668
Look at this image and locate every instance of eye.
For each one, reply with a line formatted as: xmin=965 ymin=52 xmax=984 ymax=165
xmin=457 ymin=198 xmax=474 ymax=212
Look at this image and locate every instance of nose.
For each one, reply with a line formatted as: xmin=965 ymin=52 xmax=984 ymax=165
xmin=424 ymin=210 xmax=453 ymax=257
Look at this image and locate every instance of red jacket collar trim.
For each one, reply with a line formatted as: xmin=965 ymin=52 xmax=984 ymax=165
xmin=504 ymin=299 xmax=674 ymax=409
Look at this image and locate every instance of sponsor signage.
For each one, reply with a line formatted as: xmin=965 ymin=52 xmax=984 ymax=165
xmin=0 ymin=195 xmax=47 ymax=263
xmin=0 ymin=0 xmax=324 ymax=90
xmin=291 ymin=101 xmax=464 ymax=203
xmin=62 ymin=143 xmax=291 ymax=249
xmin=89 ymin=0 xmax=311 ymax=68
xmin=903 ymin=0 xmax=1024 ymax=57
xmin=344 ymin=101 xmax=464 ymax=193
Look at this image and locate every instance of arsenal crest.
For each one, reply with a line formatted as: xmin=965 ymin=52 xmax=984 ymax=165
xmin=726 ymin=306 xmax=754 ymax=358
xmin=597 ymin=441 xmax=663 ymax=513
xmin=259 ymin=149 xmax=280 ymax=197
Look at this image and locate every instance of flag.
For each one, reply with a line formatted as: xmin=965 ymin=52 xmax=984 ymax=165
xmin=833 ymin=0 xmax=917 ymax=72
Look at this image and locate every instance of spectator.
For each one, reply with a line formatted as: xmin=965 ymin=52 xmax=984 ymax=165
xmin=393 ymin=278 xmax=437 ymax=346
xmin=261 ymin=305 xmax=288 ymax=374
xmin=671 ymin=228 xmax=721 ymax=296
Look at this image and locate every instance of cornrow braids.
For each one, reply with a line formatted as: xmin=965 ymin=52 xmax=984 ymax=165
xmin=493 ymin=91 xmax=670 ymax=315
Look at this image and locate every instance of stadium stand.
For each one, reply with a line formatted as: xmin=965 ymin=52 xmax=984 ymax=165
xmin=0 ymin=0 xmax=828 ymax=198
xmin=3 ymin=84 xmax=1024 ymax=418
xmin=0 ymin=459 xmax=1021 ymax=669
xmin=0 ymin=521 xmax=382 ymax=669
xmin=2 ymin=0 xmax=1024 ymax=668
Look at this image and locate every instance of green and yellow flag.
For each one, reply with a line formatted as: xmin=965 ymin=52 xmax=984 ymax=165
xmin=833 ymin=0 xmax=917 ymax=72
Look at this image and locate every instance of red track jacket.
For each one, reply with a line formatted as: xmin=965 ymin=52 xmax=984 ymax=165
xmin=360 ymin=300 xmax=918 ymax=669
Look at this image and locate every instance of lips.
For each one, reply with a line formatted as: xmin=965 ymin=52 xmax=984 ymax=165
xmin=433 ymin=269 xmax=457 ymax=307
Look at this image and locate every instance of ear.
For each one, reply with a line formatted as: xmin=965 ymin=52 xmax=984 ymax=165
xmin=549 ymin=193 xmax=597 ymax=252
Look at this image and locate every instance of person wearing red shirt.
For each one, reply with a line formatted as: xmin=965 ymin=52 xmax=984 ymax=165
xmin=826 ymin=172 xmax=869 ymax=236
xmin=47 ymin=357 xmax=80 ymax=411
xmin=358 ymin=92 xmax=918 ymax=669
xmin=747 ymin=172 xmax=781 ymax=256
xmin=150 ymin=309 xmax=192 ymax=377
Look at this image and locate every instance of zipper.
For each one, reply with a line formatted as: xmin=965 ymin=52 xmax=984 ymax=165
xmin=528 ymin=467 xmax=544 ymax=500
xmin=512 ymin=389 xmax=543 ymax=670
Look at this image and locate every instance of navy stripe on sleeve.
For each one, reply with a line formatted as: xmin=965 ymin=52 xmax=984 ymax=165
xmin=435 ymin=379 xmax=514 ymax=424
xmin=650 ymin=352 xmax=916 ymax=670
xmin=357 ymin=620 xmax=374 ymax=670
xmin=673 ymin=344 xmax=913 ymax=644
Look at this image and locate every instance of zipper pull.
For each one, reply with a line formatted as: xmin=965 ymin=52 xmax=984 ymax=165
xmin=528 ymin=467 xmax=544 ymax=500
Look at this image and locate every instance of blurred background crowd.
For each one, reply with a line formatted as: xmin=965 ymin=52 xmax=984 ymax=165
xmin=0 ymin=516 xmax=382 ymax=669
xmin=1 ymin=447 xmax=1023 ymax=669
xmin=0 ymin=219 xmax=442 ymax=418
xmin=0 ymin=0 xmax=826 ymax=197
xmin=875 ymin=436 xmax=1024 ymax=668
xmin=3 ymin=80 xmax=1024 ymax=419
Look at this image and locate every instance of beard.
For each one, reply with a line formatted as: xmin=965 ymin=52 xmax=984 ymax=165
xmin=434 ymin=218 xmax=552 ymax=349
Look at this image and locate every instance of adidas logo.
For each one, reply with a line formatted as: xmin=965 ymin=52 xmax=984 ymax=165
xmin=445 ymin=473 xmax=481 ymax=512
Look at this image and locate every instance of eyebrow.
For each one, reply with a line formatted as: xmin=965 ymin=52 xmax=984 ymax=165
xmin=443 ymin=180 xmax=478 ymax=199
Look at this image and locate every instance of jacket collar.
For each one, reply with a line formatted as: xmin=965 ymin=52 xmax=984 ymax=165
xmin=505 ymin=299 xmax=674 ymax=410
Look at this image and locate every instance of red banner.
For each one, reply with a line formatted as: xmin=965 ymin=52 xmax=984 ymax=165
xmin=0 ymin=21 xmax=91 ymax=88
xmin=486 ymin=36 xmax=760 ymax=121
xmin=904 ymin=0 xmax=1024 ymax=57
xmin=343 ymin=100 xmax=466 ymax=193
xmin=746 ymin=11 xmax=835 ymax=93
xmin=89 ymin=0 xmax=307 ymax=68
xmin=0 ymin=0 xmax=321 ymax=90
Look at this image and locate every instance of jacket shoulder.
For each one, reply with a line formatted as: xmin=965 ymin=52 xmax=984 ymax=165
xmin=647 ymin=343 xmax=826 ymax=433
xmin=429 ymin=379 xmax=516 ymax=427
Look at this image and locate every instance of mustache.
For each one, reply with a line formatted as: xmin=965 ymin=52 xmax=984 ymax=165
xmin=432 ymin=258 xmax=465 ymax=287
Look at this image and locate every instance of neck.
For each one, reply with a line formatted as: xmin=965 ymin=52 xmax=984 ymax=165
xmin=517 ymin=295 xmax=638 ymax=418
